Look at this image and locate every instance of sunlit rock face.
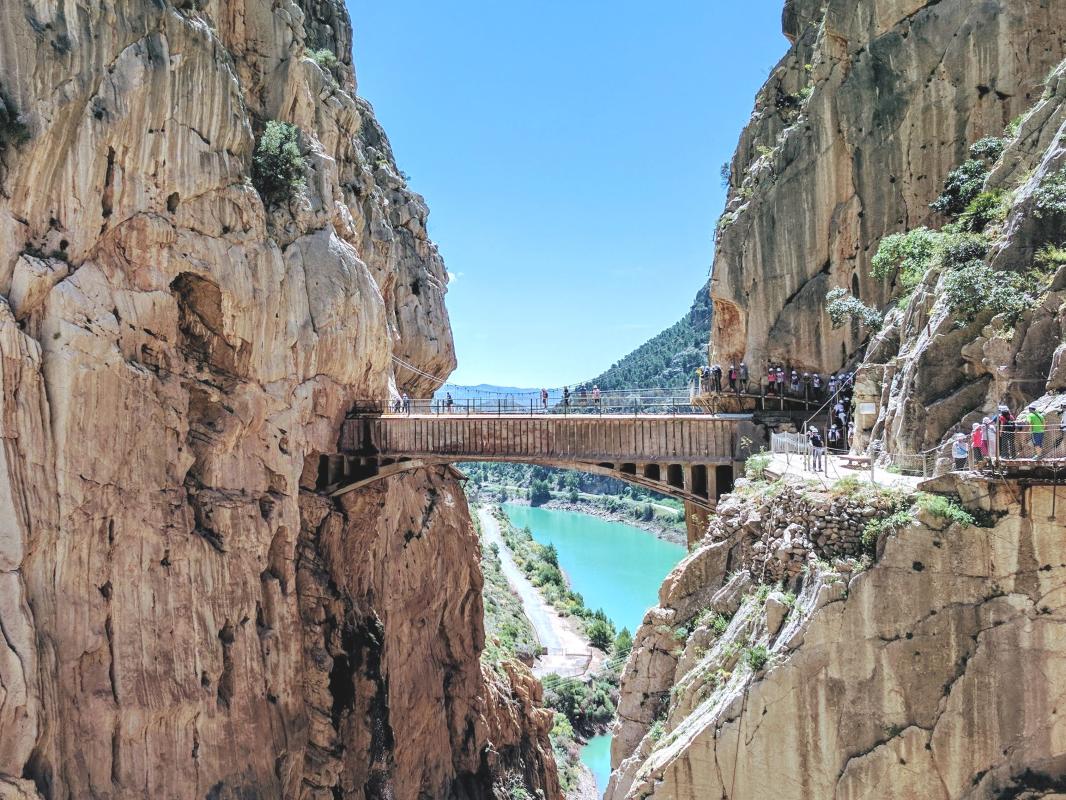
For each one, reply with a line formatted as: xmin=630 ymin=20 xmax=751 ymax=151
xmin=0 ymin=2 xmax=557 ymax=798
xmin=607 ymin=479 xmax=1066 ymax=800
xmin=710 ymin=0 xmax=1066 ymax=374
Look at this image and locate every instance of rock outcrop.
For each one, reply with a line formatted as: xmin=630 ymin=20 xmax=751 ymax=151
xmin=608 ymin=478 xmax=1066 ymax=799
xmin=711 ymin=0 xmax=1066 ymax=374
xmin=0 ymin=2 xmax=556 ymax=798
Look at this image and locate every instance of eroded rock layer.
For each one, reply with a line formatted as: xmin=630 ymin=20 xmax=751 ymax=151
xmin=0 ymin=2 xmax=556 ymax=798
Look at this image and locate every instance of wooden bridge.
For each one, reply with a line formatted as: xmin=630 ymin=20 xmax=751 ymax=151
xmin=320 ymin=413 xmax=756 ymax=524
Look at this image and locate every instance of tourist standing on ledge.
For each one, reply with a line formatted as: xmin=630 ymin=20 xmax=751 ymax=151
xmin=711 ymin=363 xmax=723 ymax=393
xmin=808 ymin=426 xmax=825 ymax=471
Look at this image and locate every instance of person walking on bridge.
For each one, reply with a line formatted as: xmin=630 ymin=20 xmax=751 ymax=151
xmin=445 ymin=392 xmax=454 ymax=413
xmin=739 ymin=362 xmax=749 ymax=393
xmin=728 ymin=364 xmax=738 ymax=393
xmin=562 ymin=386 xmax=571 ymax=410
xmin=401 ymin=391 xmax=410 ymax=415
xmin=592 ymin=385 xmax=602 ymax=410
xmin=540 ymin=388 xmax=548 ymax=410
xmin=812 ymin=373 xmax=823 ymax=397
xmin=767 ymin=365 xmax=777 ymax=396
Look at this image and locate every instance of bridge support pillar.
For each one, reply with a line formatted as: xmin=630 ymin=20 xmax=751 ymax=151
xmin=684 ymin=501 xmax=711 ymax=550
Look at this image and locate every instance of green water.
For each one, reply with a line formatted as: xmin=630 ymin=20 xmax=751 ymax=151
xmin=502 ymin=504 xmax=686 ymax=635
xmin=581 ymin=734 xmax=613 ymax=796
xmin=501 ymin=504 xmax=686 ymax=798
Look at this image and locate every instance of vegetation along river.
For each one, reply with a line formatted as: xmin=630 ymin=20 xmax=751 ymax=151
xmin=502 ymin=504 xmax=686 ymax=796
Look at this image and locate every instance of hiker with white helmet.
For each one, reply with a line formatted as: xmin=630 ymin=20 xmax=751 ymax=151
xmin=808 ymin=426 xmax=826 ymax=471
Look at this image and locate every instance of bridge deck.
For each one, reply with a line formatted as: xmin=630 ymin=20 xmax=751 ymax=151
xmin=341 ymin=413 xmax=745 ymax=464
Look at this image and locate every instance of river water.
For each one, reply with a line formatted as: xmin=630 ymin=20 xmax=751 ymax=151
xmin=502 ymin=504 xmax=687 ymax=797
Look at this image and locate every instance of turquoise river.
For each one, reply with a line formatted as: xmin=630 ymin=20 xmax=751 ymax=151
xmin=502 ymin=504 xmax=687 ymax=797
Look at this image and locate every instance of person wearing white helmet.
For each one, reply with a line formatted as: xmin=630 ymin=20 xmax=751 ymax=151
xmin=808 ymin=426 xmax=825 ymax=471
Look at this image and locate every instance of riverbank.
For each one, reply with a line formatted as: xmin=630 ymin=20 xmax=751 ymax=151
xmin=478 ymin=506 xmax=603 ymax=678
xmin=477 ymin=504 xmax=608 ymax=799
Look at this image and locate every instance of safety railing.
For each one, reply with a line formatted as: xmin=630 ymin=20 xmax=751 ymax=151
xmin=376 ymin=391 xmax=717 ymax=417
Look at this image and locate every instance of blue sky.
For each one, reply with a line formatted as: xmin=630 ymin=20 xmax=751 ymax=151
xmin=346 ymin=1 xmax=788 ymax=388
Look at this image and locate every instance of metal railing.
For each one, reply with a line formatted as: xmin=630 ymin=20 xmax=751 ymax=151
xmin=378 ymin=388 xmax=718 ymax=417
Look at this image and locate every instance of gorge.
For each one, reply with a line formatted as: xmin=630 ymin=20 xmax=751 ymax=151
xmin=2 ymin=1 xmax=1066 ymax=799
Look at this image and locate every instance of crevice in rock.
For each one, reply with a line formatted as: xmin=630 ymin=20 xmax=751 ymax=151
xmin=217 ymin=620 xmax=235 ymax=709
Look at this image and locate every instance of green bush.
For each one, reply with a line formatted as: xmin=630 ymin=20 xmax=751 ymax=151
xmin=931 ymin=159 xmax=988 ymax=217
xmin=745 ymin=451 xmax=771 ymax=481
xmin=942 ymin=262 xmax=1034 ymax=323
xmin=1036 ymin=243 xmax=1066 ymax=270
xmin=649 ymin=720 xmax=666 ymax=743
xmin=871 ymin=228 xmax=942 ymax=290
xmin=958 ymin=190 xmax=1010 ymax=232
xmin=1033 ymin=169 xmax=1066 ymax=218
xmin=969 ymin=136 xmax=1006 ymax=161
xmin=916 ymin=493 xmax=977 ymax=527
xmin=744 ymin=644 xmax=770 ymax=671
xmin=825 ymin=288 xmax=882 ymax=331
xmin=587 ymin=617 xmax=615 ymax=652
xmin=251 ymin=120 xmax=307 ymax=205
xmin=305 ymin=47 xmax=339 ymax=70
xmin=613 ymin=627 xmax=633 ymax=656
xmin=1005 ymin=115 xmax=1025 ymax=139
xmin=940 ymin=233 xmax=990 ymax=270
xmin=530 ymin=479 xmax=551 ymax=506
xmin=861 ymin=509 xmax=914 ymax=555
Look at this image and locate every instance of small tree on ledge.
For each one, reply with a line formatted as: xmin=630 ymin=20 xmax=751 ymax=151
xmin=825 ymin=287 xmax=883 ymax=331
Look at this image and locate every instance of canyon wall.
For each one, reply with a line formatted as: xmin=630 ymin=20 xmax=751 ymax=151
xmin=0 ymin=1 xmax=556 ymax=798
xmin=711 ymin=0 xmax=1066 ymax=374
xmin=610 ymin=2 xmax=1066 ymax=798
xmin=608 ymin=477 xmax=1066 ymax=800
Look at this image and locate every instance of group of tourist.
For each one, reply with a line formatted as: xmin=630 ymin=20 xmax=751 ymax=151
xmin=952 ymin=403 xmax=1062 ymax=468
xmin=696 ymin=362 xmax=856 ymax=401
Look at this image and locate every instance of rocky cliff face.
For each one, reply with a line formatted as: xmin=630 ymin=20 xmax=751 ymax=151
xmin=608 ymin=477 xmax=1066 ymax=799
xmin=711 ymin=0 xmax=1066 ymax=374
xmin=610 ymin=3 xmax=1066 ymax=798
xmin=0 ymin=2 xmax=556 ymax=798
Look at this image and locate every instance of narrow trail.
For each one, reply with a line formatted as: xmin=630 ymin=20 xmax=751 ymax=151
xmin=478 ymin=506 xmax=602 ymax=679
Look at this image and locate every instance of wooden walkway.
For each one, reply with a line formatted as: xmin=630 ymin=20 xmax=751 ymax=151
xmin=319 ymin=414 xmax=751 ymax=521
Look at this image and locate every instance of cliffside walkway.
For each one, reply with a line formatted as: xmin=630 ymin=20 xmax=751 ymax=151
xmin=319 ymin=404 xmax=754 ymax=513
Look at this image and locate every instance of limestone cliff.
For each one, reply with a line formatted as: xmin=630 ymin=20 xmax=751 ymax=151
xmin=711 ymin=0 xmax=1066 ymax=373
xmin=611 ymin=3 xmax=1066 ymax=798
xmin=608 ymin=477 xmax=1066 ymax=799
xmin=0 ymin=2 xmax=556 ymax=798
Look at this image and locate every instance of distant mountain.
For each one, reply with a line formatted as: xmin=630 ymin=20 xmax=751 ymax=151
xmin=586 ymin=284 xmax=711 ymax=391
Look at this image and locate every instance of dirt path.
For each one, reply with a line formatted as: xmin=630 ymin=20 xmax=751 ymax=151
xmin=478 ymin=506 xmax=601 ymax=679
